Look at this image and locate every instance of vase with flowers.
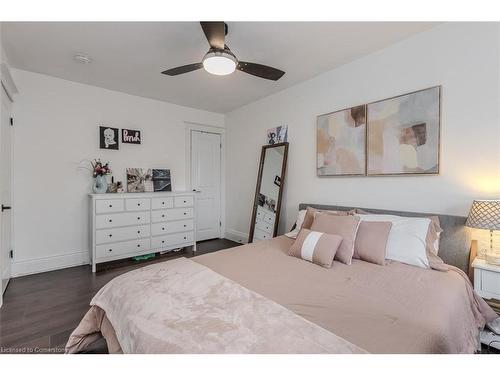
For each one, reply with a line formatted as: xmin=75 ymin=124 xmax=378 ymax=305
xmin=91 ymin=159 xmax=112 ymax=194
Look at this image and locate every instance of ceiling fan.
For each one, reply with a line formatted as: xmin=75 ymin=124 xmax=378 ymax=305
xmin=161 ymin=22 xmax=285 ymax=81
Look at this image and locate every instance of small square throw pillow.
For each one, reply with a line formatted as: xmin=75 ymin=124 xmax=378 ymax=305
xmin=288 ymin=228 xmax=343 ymax=268
xmin=353 ymin=221 xmax=392 ymax=266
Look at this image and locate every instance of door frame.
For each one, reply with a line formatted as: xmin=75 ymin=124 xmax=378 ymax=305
xmin=185 ymin=122 xmax=225 ymax=239
xmin=0 ymin=64 xmax=17 ymax=306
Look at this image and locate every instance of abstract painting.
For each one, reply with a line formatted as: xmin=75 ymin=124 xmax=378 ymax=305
xmin=367 ymin=86 xmax=440 ymax=175
xmin=317 ymin=105 xmax=366 ymax=176
xmin=152 ymin=169 xmax=172 ymax=192
xmin=127 ymin=168 xmax=153 ymax=193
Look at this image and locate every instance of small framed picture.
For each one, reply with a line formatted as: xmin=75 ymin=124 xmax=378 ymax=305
xmin=122 ymin=129 xmax=141 ymax=144
xmin=274 ymin=175 xmax=281 ymax=187
xmin=152 ymin=169 xmax=172 ymax=192
xmin=99 ymin=126 xmax=119 ymax=150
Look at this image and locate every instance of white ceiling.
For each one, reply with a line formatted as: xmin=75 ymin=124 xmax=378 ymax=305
xmin=2 ymin=22 xmax=438 ymax=113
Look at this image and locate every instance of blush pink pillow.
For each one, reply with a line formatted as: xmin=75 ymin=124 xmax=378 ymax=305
xmin=353 ymin=221 xmax=392 ymax=266
xmin=301 ymin=206 xmax=349 ymax=230
xmin=310 ymin=213 xmax=360 ymax=265
xmin=288 ymin=228 xmax=343 ymax=268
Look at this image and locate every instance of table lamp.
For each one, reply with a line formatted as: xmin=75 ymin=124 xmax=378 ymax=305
xmin=466 ymin=199 xmax=500 ymax=265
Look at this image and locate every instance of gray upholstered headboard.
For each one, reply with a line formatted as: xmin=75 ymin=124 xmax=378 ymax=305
xmin=299 ymin=203 xmax=471 ymax=272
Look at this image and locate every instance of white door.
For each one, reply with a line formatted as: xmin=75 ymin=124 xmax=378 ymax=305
xmin=0 ymin=86 xmax=12 ymax=295
xmin=191 ymin=130 xmax=221 ymax=241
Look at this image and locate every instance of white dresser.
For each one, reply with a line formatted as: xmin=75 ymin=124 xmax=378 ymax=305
xmin=253 ymin=205 xmax=276 ymax=241
xmin=89 ymin=192 xmax=196 ymax=272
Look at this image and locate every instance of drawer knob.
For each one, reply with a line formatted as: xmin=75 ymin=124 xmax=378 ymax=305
xmin=109 ymin=204 xmax=113 ymax=208
xmin=108 ymin=249 xmax=112 ymax=252
xmin=183 ymin=200 xmax=187 ymax=203
xmin=137 ymin=230 xmax=141 ymax=234
xmin=162 ymin=240 xmax=165 ymax=243
xmin=184 ymin=236 xmax=187 ymax=240
xmin=162 ymin=214 xmax=165 ymax=218
xmin=137 ymin=203 xmax=141 ymax=206
xmin=137 ymin=217 xmax=140 ymax=220
xmin=162 ymin=227 xmax=165 ymax=231
xmin=109 ymin=234 xmax=112 ymax=237
xmin=162 ymin=201 xmax=165 ymax=205
xmin=183 ymin=224 xmax=187 ymax=227
xmin=183 ymin=212 xmax=187 ymax=215
xmin=109 ymin=219 xmax=112 ymax=223
xmin=137 ymin=244 xmax=141 ymax=247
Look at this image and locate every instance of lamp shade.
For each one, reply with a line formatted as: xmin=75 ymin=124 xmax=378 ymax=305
xmin=466 ymin=200 xmax=500 ymax=230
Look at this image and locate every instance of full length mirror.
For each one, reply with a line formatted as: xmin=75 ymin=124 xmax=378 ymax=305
xmin=248 ymin=142 xmax=289 ymax=243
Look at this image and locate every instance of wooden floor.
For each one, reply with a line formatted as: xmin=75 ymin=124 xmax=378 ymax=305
xmin=0 ymin=238 xmax=240 ymax=354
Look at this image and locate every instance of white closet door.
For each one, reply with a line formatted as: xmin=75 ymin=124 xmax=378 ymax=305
xmin=191 ymin=130 xmax=221 ymax=241
xmin=0 ymin=86 xmax=13 ymax=296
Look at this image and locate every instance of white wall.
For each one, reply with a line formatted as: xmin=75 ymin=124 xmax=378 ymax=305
xmin=11 ymin=69 xmax=224 ymax=276
xmin=225 ymin=23 xmax=500 ymax=241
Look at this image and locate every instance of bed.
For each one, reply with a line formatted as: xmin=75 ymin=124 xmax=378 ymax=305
xmin=66 ymin=204 xmax=498 ymax=354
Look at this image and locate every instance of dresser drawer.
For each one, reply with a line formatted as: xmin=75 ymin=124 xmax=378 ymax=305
xmin=95 ymin=199 xmax=124 ymax=214
xmin=481 ymin=270 xmax=500 ymax=298
xmin=255 ymin=209 xmax=265 ymax=221
xmin=96 ymin=224 xmax=150 ymax=244
xmin=151 ymin=197 xmax=174 ymax=210
xmin=263 ymin=213 xmax=275 ymax=225
xmin=96 ymin=212 xmax=150 ymax=229
xmin=254 ymin=228 xmax=272 ymax=241
xmin=151 ymin=220 xmax=194 ymax=236
xmin=96 ymin=238 xmax=150 ymax=260
xmin=174 ymin=196 xmax=194 ymax=207
xmin=151 ymin=232 xmax=194 ymax=249
xmin=125 ymin=198 xmax=151 ymax=211
xmin=151 ymin=207 xmax=194 ymax=222
xmin=255 ymin=220 xmax=273 ymax=234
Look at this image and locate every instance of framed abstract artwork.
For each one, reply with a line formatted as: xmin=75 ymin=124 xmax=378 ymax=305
xmin=366 ymin=86 xmax=440 ymax=176
xmin=317 ymin=105 xmax=366 ymax=176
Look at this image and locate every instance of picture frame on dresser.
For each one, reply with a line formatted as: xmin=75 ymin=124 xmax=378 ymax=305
xmin=89 ymin=192 xmax=196 ymax=272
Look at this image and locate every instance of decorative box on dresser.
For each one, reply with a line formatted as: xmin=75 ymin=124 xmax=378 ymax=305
xmin=89 ymin=192 xmax=196 ymax=272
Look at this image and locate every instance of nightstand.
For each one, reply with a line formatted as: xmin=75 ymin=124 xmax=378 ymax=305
xmin=472 ymin=258 xmax=500 ymax=352
xmin=472 ymin=258 xmax=500 ymax=304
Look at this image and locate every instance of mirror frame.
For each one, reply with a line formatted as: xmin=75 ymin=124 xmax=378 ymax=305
xmin=248 ymin=142 xmax=289 ymax=243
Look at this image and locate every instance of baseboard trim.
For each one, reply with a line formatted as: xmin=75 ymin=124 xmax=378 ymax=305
xmin=11 ymin=251 xmax=90 ymax=277
xmin=225 ymin=229 xmax=248 ymax=244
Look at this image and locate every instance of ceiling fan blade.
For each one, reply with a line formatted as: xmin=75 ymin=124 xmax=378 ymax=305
xmin=161 ymin=63 xmax=203 ymax=76
xmin=237 ymin=61 xmax=285 ymax=81
xmin=200 ymin=22 xmax=225 ymax=50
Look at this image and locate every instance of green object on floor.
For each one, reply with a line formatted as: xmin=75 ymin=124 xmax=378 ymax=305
xmin=133 ymin=253 xmax=156 ymax=261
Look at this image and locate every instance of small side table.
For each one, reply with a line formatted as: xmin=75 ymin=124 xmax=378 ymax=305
xmin=472 ymin=257 xmax=500 ymax=352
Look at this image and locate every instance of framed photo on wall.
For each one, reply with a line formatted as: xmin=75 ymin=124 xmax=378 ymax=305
xmin=316 ymin=105 xmax=366 ymax=176
xmin=367 ymin=86 xmax=440 ymax=176
xmin=99 ymin=126 xmax=119 ymax=150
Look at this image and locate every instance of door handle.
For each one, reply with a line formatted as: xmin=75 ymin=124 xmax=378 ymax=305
xmin=1 ymin=204 xmax=11 ymax=212
xmin=192 ymin=189 xmax=201 ymax=193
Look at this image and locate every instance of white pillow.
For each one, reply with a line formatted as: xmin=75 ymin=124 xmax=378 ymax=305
xmin=285 ymin=210 xmax=307 ymax=239
xmin=355 ymin=214 xmax=432 ymax=269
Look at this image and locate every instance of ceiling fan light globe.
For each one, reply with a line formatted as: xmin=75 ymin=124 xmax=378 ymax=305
xmin=202 ymin=51 xmax=237 ymax=76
